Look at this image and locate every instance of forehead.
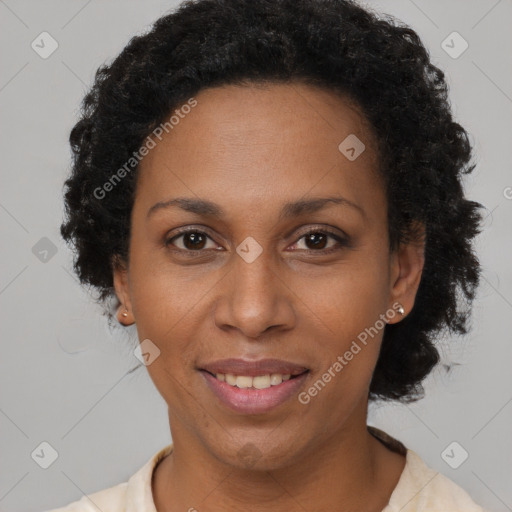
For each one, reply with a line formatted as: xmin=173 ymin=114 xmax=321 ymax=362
xmin=135 ymin=82 xmax=383 ymax=217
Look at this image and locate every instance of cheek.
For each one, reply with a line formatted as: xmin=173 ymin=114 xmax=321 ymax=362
xmin=128 ymin=247 xmax=213 ymax=340
xmin=295 ymin=249 xmax=390 ymax=341
xmin=292 ymin=247 xmax=390 ymax=398
xmin=296 ymin=268 xmax=388 ymax=424
xmin=127 ymin=261 xmax=203 ymax=394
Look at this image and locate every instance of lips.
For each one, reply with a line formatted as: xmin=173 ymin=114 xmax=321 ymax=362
xmin=199 ymin=358 xmax=308 ymax=377
xmin=198 ymin=358 xmax=310 ymax=414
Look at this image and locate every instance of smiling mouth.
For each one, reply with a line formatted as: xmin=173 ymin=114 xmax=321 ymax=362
xmin=200 ymin=368 xmax=311 ymax=414
xmin=202 ymin=370 xmax=309 ymax=390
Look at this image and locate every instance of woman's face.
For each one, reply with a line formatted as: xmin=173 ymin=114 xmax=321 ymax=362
xmin=114 ymin=83 xmax=423 ymax=470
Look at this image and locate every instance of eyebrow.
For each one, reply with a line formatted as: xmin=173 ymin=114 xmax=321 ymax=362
xmin=147 ymin=195 xmax=366 ymax=221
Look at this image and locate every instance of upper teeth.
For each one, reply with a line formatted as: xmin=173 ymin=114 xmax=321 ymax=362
xmin=215 ymin=373 xmax=291 ymax=389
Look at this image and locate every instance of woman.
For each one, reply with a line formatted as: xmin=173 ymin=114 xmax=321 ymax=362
xmin=51 ymin=0 xmax=487 ymax=510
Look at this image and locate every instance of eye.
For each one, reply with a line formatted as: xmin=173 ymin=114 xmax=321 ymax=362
xmin=289 ymin=229 xmax=349 ymax=253
xmin=164 ymin=227 xmax=349 ymax=255
xmin=165 ymin=229 xmax=220 ymax=252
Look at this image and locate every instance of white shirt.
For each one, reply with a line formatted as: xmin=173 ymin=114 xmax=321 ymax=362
xmin=44 ymin=428 xmax=487 ymax=511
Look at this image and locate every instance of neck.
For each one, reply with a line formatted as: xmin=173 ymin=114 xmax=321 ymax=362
xmin=152 ymin=409 xmax=405 ymax=512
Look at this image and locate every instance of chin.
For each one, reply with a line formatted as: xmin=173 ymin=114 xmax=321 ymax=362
xmin=204 ymin=429 xmax=309 ymax=473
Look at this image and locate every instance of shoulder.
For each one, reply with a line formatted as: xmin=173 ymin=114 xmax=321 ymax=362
xmin=42 ymin=482 xmax=128 ymax=512
xmin=384 ymin=449 xmax=488 ymax=512
xmin=41 ymin=443 xmax=174 ymax=512
xmin=368 ymin=426 xmax=487 ymax=512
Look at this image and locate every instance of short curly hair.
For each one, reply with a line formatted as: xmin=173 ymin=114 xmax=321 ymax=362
xmin=60 ymin=0 xmax=483 ymax=402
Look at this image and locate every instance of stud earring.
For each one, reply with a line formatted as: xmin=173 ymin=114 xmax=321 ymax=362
xmin=122 ymin=307 xmax=128 ymax=318
xmin=397 ymin=305 xmax=405 ymax=316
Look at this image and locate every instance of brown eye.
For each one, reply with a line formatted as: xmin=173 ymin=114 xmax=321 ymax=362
xmin=291 ymin=230 xmax=348 ymax=253
xmin=303 ymin=232 xmax=329 ymax=250
xmin=165 ymin=230 xmax=217 ymax=251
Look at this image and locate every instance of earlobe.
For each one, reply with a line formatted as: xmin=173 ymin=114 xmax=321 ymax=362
xmin=117 ymin=303 xmax=134 ymax=325
xmin=112 ymin=256 xmax=135 ymax=325
xmin=388 ymin=223 xmax=425 ymax=323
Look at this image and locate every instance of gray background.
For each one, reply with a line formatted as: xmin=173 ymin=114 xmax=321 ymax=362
xmin=0 ymin=1 xmax=511 ymax=511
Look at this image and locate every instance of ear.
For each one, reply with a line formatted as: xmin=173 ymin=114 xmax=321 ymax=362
xmin=112 ymin=256 xmax=135 ymax=326
xmin=387 ymin=223 xmax=425 ymax=324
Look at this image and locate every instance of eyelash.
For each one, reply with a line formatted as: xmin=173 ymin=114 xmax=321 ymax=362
xmin=164 ymin=226 xmax=350 ymax=256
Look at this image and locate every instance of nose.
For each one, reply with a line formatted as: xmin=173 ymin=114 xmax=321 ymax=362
xmin=213 ymin=248 xmax=296 ymax=340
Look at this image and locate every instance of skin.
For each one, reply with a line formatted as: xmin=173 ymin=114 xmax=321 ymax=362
xmin=113 ymin=82 xmax=425 ymax=511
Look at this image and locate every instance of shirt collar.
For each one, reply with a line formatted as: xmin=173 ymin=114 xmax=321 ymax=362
xmin=125 ymin=443 xmax=174 ymax=512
